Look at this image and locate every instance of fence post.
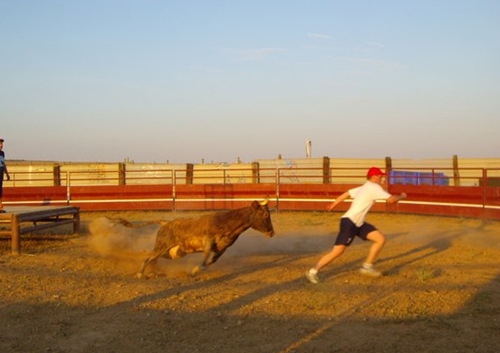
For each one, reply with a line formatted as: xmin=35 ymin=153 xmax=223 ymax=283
xmin=322 ymin=156 xmax=330 ymax=184
xmin=384 ymin=156 xmax=392 ymax=213
xmin=118 ymin=163 xmax=126 ymax=185
xmin=453 ymin=155 xmax=460 ymax=186
xmin=66 ymin=171 xmax=71 ymax=205
xmin=53 ymin=164 xmax=61 ymax=186
xmin=11 ymin=214 xmax=21 ymax=255
xmin=73 ymin=210 xmax=81 ymax=234
xmin=172 ymin=170 xmax=177 ymax=211
xmin=186 ymin=163 xmax=194 ymax=185
xmin=275 ymin=168 xmax=280 ymax=212
xmin=482 ymin=169 xmax=487 ymax=222
xmin=252 ymin=162 xmax=260 ymax=183
xmin=385 ymin=156 xmax=392 ymax=173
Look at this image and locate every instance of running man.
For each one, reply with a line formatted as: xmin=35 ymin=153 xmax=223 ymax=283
xmin=306 ymin=167 xmax=407 ymax=284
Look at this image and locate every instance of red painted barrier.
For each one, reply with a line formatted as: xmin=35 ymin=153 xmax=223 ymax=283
xmin=4 ymin=183 xmax=500 ymax=220
xmin=173 ymin=184 xmax=276 ymax=211
xmin=3 ymin=186 xmax=67 ymax=206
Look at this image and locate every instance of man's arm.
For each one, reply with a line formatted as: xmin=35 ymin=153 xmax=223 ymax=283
xmin=327 ymin=191 xmax=350 ymax=211
xmin=387 ymin=192 xmax=407 ymax=204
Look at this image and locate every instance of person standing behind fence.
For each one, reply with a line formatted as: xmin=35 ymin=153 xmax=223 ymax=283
xmin=305 ymin=167 xmax=407 ymax=284
xmin=0 ymin=138 xmax=10 ymax=213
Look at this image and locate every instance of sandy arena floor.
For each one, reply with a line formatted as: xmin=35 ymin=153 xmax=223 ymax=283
xmin=1 ymin=210 xmax=499 ymax=353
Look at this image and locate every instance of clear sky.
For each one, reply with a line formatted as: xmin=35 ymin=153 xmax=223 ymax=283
xmin=1 ymin=0 xmax=499 ymax=164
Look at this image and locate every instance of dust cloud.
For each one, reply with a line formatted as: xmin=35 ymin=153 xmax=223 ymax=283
xmin=82 ymin=212 xmax=499 ymax=279
xmin=86 ymin=217 xmax=204 ymax=276
xmin=226 ymin=229 xmax=333 ymax=257
xmin=88 ymin=217 xmax=157 ymax=256
xmin=85 ymin=216 xmax=334 ymax=277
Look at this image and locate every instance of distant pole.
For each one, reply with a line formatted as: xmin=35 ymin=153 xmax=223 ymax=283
xmin=306 ymin=139 xmax=312 ymax=158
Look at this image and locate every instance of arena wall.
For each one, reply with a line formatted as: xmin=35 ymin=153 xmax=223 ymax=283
xmin=4 ymin=156 xmax=500 ymax=220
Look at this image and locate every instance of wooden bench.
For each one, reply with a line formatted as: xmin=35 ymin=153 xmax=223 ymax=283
xmin=0 ymin=206 xmax=80 ymax=254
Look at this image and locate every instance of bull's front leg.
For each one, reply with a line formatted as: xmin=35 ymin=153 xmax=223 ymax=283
xmin=191 ymin=238 xmax=216 ymax=275
xmin=192 ymin=249 xmax=227 ymax=275
xmin=207 ymin=250 xmax=226 ymax=266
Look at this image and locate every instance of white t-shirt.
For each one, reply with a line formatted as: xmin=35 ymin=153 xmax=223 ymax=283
xmin=342 ymin=181 xmax=392 ymax=227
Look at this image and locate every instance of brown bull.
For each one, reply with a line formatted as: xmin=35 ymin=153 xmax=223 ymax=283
xmin=136 ymin=199 xmax=274 ymax=278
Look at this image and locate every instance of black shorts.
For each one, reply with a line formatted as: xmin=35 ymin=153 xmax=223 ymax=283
xmin=334 ymin=217 xmax=377 ymax=246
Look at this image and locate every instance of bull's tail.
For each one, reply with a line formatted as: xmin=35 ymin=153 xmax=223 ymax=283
xmin=106 ymin=217 xmax=169 ymax=228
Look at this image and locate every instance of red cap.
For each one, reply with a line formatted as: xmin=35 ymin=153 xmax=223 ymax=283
xmin=367 ymin=167 xmax=386 ymax=178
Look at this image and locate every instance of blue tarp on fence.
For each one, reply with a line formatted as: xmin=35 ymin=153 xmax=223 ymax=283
xmin=389 ymin=171 xmax=449 ymax=186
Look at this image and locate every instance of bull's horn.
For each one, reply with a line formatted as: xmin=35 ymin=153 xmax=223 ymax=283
xmin=259 ymin=198 xmax=269 ymax=206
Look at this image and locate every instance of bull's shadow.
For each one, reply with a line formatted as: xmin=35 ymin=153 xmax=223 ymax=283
xmin=120 ymin=250 xmax=309 ymax=309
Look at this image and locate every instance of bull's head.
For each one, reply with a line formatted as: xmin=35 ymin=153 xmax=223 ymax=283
xmin=251 ymin=199 xmax=275 ymax=237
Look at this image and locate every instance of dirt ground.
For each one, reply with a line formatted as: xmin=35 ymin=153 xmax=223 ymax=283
xmin=1 ymin=209 xmax=499 ymax=353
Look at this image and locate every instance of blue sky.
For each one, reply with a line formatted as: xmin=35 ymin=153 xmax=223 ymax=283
xmin=1 ymin=0 xmax=499 ymax=163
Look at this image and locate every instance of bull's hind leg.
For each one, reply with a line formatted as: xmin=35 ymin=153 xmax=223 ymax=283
xmin=136 ymin=252 xmax=163 ymax=278
xmin=136 ymin=249 xmax=169 ymax=279
xmin=137 ymin=226 xmax=175 ymax=279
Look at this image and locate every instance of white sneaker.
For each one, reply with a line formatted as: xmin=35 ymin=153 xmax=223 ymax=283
xmin=359 ymin=266 xmax=382 ymax=277
xmin=305 ymin=270 xmax=320 ymax=284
